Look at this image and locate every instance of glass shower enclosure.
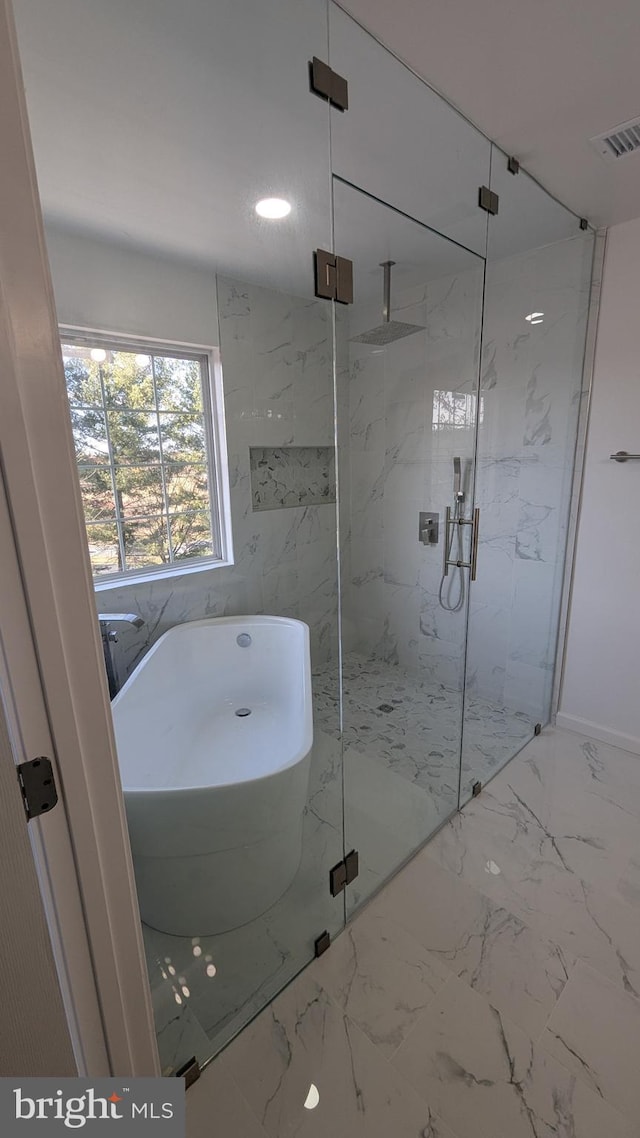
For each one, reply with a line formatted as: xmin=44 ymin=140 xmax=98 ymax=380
xmin=13 ymin=0 xmax=595 ymax=1075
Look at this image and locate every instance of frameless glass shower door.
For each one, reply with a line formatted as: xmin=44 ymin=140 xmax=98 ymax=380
xmin=14 ymin=0 xmax=346 ymax=1075
xmin=333 ymin=179 xmax=485 ymax=915
xmin=459 ymin=152 xmax=596 ymax=805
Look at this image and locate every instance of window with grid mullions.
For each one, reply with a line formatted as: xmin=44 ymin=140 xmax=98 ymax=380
xmin=61 ymin=333 xmax=226 ymax=581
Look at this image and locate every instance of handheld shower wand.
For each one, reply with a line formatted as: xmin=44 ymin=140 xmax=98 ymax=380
xmin=439 ymin=457 xmax=466 ymax=613
xmin=453 ymin=456 xmax=464 ymax=504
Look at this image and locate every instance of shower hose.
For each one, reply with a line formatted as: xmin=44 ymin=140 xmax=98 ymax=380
xmin=438 ymin=499 xmax=466 ymax=613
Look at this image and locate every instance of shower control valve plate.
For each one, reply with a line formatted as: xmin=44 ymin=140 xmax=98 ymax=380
xmin=419 ymin=511 xmax=439 ymax=545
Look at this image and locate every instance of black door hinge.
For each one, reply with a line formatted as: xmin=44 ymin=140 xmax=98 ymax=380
xmin=330 ymin=849 xmax=359 ymax=896
xmin=309 ymin=57 xmax=349 ymax=111
xmin=17 ymin=757 xmax=58 ymax=821
xmin=478 ymin=186 xmax=499 ymax=215
xmin=579 ymin=218 xmax=589 ymax=231
xmin=472 ymin=780 xmax=482 ymax=797
xmin=507 ymin=156 xmax=520 ymax=175
xmin=534 ymin=723 xmax=542 ymax=736
xmin=314 ymin=930 xmax=331 ymax=957
xmin=175 ymin=1056 xmax=201 ymax=1089
xmin=315 ymin=249 xmax=354 ymax=304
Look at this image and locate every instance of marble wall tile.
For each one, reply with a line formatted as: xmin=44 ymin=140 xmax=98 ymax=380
xmin=336 ymin=237 xmax=589 ymax=723
xmin=98 ymin=274 xmax=341 ymax=678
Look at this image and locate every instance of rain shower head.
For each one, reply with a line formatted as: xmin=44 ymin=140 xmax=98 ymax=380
xmin=350 ymin=261 xmax=425 ymax=345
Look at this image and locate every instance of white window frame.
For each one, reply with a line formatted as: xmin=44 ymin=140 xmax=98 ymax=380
xmin=59 ymin=324 xmax=234 ymax=590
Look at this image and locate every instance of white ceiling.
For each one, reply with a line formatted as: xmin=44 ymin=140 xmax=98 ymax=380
xmin=343 ymin=0 xmax=640 ymax=229
xmin=13 ymin=0 xmax=633 ymax=307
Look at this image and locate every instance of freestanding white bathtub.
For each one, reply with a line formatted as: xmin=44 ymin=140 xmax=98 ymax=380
xmin=111 ymin=615 xmax=313 ymax=936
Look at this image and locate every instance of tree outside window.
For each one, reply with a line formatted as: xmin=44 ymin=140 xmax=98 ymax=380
xmin=62 ymin=338 xmax=220 ymax=578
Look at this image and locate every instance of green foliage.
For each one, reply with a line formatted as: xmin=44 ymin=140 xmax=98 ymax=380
xmin=63 ymin=344 xmax=214 ymax=575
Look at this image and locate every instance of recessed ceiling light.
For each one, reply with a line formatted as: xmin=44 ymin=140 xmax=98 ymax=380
xmin=90 ymin=348 xmax=107 ymax=362
xmin=255 ymin=197 xmax=292 ymax=219
xmin=525 ymin=312 xmax=544 ymax=325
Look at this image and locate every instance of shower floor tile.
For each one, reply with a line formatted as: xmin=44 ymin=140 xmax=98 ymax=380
xmin=313 ymin=650 xmax=535 ymax=798
xmin=187 ymin=727 xmax=640 ymax=1138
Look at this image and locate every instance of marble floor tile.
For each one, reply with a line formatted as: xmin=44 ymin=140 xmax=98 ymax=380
xmin=473 ymin=735 xmax=640 ymax=899
xmin=311 ymin=905 xmax=450 ymax=1057
xmin=542 ymin=960 xmax=640 ymax=1121
xmin=187 ymin=1046 xmax=267 ymax=1138
xmin=392 ymin=975 xmax=634 ymax=1138
xmin=424 ymin=762 xmax=640 ymax=1001
xmin=366 ymin=852 xmax=572 ymax=1039
xmin=617 ymin=853 xmax=640 ymax=909
xmin=183 ymin=726 xmax=640 ymax=1135
xmin=222 ymin=971 xmax=459 ymax=1138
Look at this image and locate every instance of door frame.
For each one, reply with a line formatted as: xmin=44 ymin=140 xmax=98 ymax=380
xmin=0 ymin=0 xmax=158 ymax=1076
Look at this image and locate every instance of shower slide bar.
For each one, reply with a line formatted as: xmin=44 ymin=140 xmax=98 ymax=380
xmin=610 ymin=451 xmax=640 ymax=462
xmin=443 ymin=507 xmax=480 ymax=581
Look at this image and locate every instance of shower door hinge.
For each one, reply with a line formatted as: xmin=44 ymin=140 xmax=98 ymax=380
xmin=534 ymin=723 xmax=542 ymax=736
xmin=478 ymin=186 xmax=499 ymax=215
xmin=472 ymin=780 xmax=482 ymax=797
xmin=507 ymin=155 xmax=520 ymax=175
xmin=16 ymin=757 xmax=58 ymax=821
xmin=314 ymin=249 xmax=354 ymax=304
xmin=314 ymin=930 xmax=331 ymax=957
xmin=309 ymin=57 xmax=349 ymax=111
xmin=330 ymin=849 xmax=359 ymax=896
xmin=579 ymin=218 xmax=589 ymax=231
xmin=175 ymin=1056 xmax=201 ymax=1089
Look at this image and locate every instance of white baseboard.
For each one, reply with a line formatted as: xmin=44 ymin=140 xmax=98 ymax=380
xmin=555 ymin=712 xmax=640 ymax=756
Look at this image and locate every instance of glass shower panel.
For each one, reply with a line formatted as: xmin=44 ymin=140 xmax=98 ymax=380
xmin=460 ymin=149 xmax=595 ymax=804
xmin=14 ymin=0 xmax=344 ymax=1073
xmin=333 ymin=179 xmax=485 ymax=917
xmin=328 ymin=3 xmax=491 ymax=256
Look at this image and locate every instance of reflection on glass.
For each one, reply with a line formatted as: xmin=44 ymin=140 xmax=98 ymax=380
xmin=304 ymin=1085 xmax=320 ymax=1110
xmin=432 ymin=390 xmax=483 ymax=431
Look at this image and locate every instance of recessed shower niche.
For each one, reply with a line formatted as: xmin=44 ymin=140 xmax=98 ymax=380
xmin=13 ymin=0 xmax=595 ymax=1075
xmin=249 ymin=446 xmax=336 ymax=511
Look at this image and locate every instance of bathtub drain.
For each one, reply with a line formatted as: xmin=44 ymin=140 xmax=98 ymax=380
xmin=235 ymin=707 xmax=252 ymax=717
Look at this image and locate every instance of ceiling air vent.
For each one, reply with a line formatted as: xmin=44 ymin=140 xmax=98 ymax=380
xmin=590 ymin=116 xmax=640 ymax=161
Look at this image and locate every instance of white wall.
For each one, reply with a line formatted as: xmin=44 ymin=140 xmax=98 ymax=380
xmin=559 ymin=218 xmax=640 ymax=753
xmin=45 ymin=225 xmax=218 ymax=346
